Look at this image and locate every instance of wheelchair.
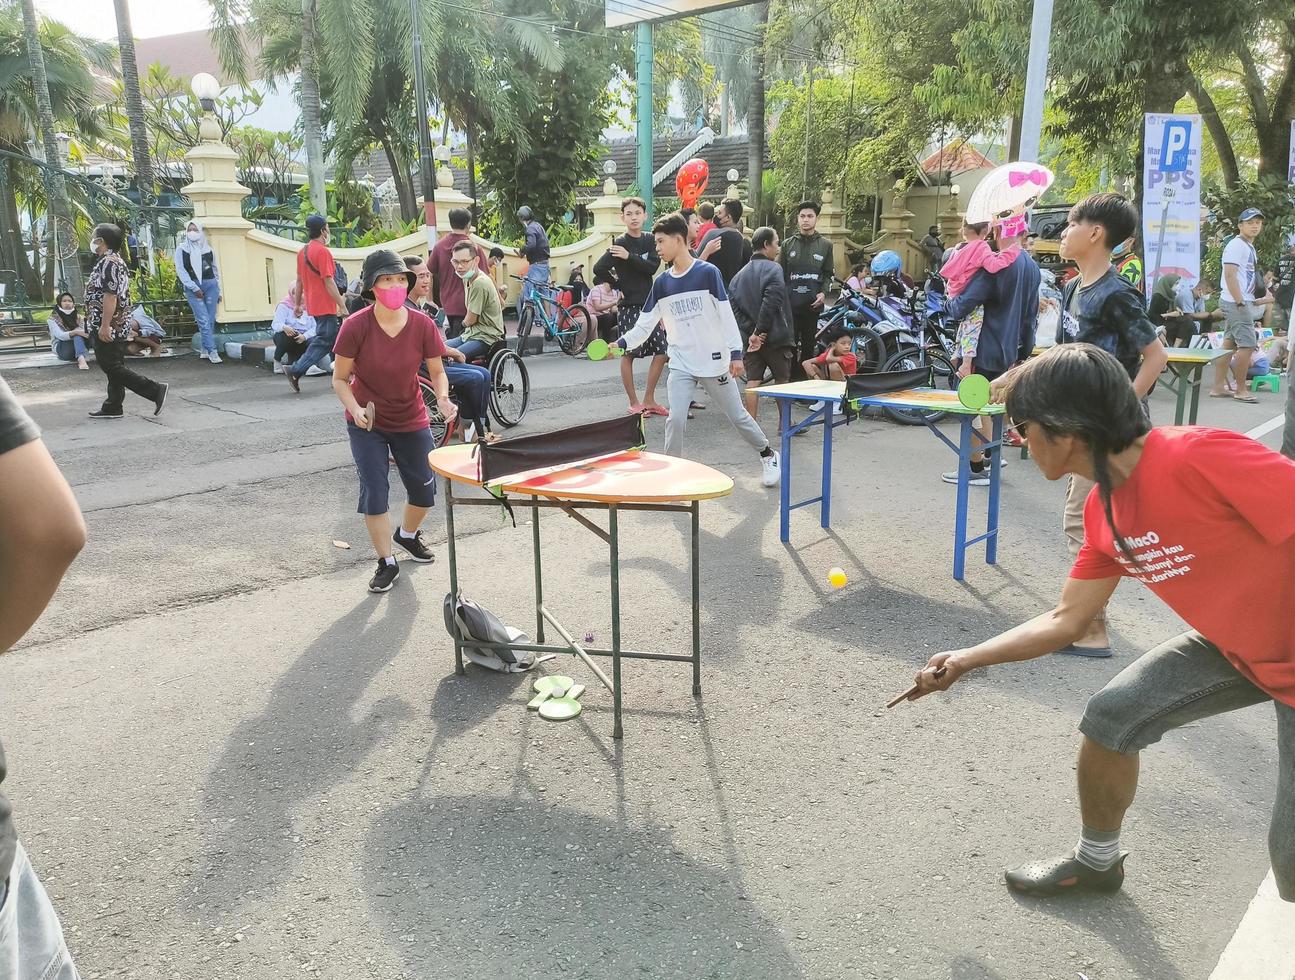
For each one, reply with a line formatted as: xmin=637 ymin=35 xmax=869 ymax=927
xmin=419 ymin=340 xmax=529 ymax=447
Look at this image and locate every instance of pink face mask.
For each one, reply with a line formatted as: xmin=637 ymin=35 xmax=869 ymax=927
xmin=373 ymin=284 xmax=408 ymax=310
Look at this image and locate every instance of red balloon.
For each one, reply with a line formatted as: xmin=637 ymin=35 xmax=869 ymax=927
xmin=675 ymin=158 xmax=710 ymax=209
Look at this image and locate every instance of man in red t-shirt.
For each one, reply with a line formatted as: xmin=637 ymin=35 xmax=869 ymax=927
xmin=426 ymin=207 xmax=487 ymax=339
xmin=910 ymin=343 xmax=1295 ymax=904
xmin=285 ymin=214 xmax=349 ymax=392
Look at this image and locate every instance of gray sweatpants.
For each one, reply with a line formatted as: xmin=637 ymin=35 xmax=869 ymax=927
xmin=665 ymin=369 xmax=769 ymax=458
xmin=1079 ymin=631 xmax=1295 ymax=901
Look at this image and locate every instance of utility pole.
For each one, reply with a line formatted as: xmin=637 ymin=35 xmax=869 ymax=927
xmin=1018 ymin=0 xmax=1054 ymax=164
xmin=635 ymin=22 xmax=654 ymax=217
xmin=410 ymin=0 xmax=437 ymax=247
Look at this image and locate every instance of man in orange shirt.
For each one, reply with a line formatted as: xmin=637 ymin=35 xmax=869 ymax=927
xmin=428 ymin=208 xmax=488 ymax=339
xmin=285 ymin=214 xmax=349 ymax=392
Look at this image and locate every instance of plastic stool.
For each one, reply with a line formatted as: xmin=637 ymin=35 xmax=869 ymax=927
xmin=1250 ymin=374 xmax=1281 ymax=393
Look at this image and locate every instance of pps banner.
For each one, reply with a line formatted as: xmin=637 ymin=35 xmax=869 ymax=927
xmin=1142 ymin=113 xmax=1202 ymax=295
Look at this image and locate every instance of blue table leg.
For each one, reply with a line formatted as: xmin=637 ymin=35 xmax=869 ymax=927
xmin=821 ymin=398 xmax=834 ymax=529
xmin=779 ymin=399 xmax=792 ymax=543
xmin=953 ymin=416 xmax=972 ymax=581
xmin=986 ymin=414 xmax=1003 ymax=565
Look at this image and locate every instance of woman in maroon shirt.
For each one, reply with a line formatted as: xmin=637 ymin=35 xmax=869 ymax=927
xmin=333 ymin=250 xmax=456 ymax=593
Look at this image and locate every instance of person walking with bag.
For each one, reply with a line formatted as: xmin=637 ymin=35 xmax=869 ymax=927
xmin=86 ymin=223 xmax=167 ymax=420
xmin=285 ymin=215 xmax=349 ymax=392
xmin=175 ymin=220 xmax=223 ymax=363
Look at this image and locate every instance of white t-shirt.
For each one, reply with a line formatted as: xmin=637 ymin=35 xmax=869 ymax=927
xmin=1222 ymin=236 xmax=1257 ymax=304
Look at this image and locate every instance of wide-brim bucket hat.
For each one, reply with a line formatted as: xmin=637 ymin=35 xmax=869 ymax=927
xmin=359 ymin=248 xmax=415 ymax=298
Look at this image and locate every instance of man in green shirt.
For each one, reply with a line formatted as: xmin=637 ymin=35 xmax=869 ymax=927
xmin=446 ymin=241 xmax=504 ymax=361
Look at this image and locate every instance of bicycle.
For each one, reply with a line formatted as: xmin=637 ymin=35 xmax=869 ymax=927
xmin=513 ymin=276 xmax=593 ymax=357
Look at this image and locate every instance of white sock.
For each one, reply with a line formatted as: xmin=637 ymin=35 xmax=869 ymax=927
xmin=383 ymin=556 xmax=397 ymax=566
xmin=1075 ymin=825 xmax=1121 ymax=870
xmin=397 ymin=527 xmax=418 ymax=540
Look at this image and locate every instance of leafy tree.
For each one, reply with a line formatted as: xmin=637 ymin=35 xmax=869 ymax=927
xmin=477 ymin=0 xmax=614 ymax=229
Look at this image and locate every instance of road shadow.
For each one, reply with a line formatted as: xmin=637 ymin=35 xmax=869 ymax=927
xmin=194 ymin=590 xmax=420 ymax=911
xmin=1008 ymin=889 xmax=1187 ymax=980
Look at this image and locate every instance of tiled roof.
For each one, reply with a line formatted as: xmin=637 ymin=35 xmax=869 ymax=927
xmin=134 ymin=28 xmax=264 ymax=85
xmin=920 ymin=141 xmax=995 ymax=176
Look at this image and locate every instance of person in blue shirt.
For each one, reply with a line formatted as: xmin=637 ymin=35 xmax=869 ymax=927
xmin=614 ymin=212 xmax=781 ymax=487
xmin=943 ymin=220 xmax=1041 ymax=485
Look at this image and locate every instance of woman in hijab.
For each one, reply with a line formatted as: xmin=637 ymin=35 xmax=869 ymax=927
xmin=46 ymin=292 xmax=90 ymax=369
xmin=174 ymin=219 xmax=223 ymax=363
xmin=1146 ymin=273 xmax=1182 ymax=335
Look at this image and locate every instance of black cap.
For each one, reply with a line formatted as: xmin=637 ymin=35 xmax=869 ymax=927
xmin=305 ymin=214 xmax=328 ymax=235
xmin=359 ymin=249 xmax=415 ymax=298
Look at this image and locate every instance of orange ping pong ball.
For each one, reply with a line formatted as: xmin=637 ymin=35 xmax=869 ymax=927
xmin=828 ymin=567 xmax=847 ymax=588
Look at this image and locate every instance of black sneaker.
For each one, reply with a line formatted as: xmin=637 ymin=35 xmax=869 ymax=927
xmin=88 ymin=409 xmax=124 ymax=420
xmin=1004 ymin=850 xmax=1128 ymax=897
xmin=392 ymin=529 xmax=435 ymax=563
xmin=153 ymin=382 xmax=169 ymax=416
xmin=368 ymin=560 xmax=400 ymax=593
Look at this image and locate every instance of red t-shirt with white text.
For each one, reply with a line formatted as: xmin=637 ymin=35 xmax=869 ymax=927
xmin=1070 ymin=427 xmax=1295 ymax=706
xmin=332 ymin=306 xmax=446 ymax=432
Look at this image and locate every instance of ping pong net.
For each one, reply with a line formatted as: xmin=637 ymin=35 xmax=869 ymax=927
xmin=844 ymin=364 xmax=932 ymax=400
xmin=476 ymin=413 xmax=646 ymax=486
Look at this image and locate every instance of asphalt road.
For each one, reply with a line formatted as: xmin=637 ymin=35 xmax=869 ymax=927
xmin=0 ymin=350 xmax=1287 ymax=980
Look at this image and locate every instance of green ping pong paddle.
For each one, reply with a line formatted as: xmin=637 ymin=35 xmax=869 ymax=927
xmin=957 ymin=374 xmax=991 ymax=411
xmin=539 ymin=696 xmax=582 ymax=721
xmin=586 ymin=339 xmax=622 ymax=361
xmin=533 ymin=675 xmax=574 ymax=697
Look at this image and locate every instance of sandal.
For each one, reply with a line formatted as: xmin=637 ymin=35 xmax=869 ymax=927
xmin=643 ymin=404 xmax=669 ymax=417
xmin=1234 ymin=394 xmax=1259 ymax=404
xmin=1208 ymin=391 xmax=1233 ymax=399
xmin=1005 ymin=850 xmax=1127 ymax=897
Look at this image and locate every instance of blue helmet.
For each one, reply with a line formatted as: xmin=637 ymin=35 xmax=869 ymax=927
xmin=870 ymin=250 xmax=902 ymax=276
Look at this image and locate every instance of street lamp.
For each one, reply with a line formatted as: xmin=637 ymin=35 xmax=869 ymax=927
xmin=191 ymin=72 xmax=220 ymax=111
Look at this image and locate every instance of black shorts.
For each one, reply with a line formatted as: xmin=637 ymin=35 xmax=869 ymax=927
xmin=347 ymin=423 xmax=436 ymax=515
xmin=974 ymin=366 xmax=1004 ymax=383
xmin=743 ymin=345 xmax=794 ymax=386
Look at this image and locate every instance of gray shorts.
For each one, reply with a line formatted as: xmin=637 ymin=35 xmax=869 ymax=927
xmin=1079 ymin=631 xmax=1295 ymax=900
xmin=0 ymin=843 xmax=79 ymax=979
xmin=1221 ymin=300 xmax=1260 ymax=348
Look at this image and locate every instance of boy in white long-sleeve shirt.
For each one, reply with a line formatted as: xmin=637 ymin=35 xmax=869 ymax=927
xmin=615 ymin=212 xmax=780 ymax=487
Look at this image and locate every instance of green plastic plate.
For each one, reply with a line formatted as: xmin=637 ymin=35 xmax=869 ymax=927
xmin=539 ymin=696 xmax=582 ymax=721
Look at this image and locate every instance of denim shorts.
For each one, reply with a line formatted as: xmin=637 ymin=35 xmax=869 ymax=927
xmin=0 ymin=843 xmax=79 ymax=979
xmin=346 ymin=423 xmax=437 ymax=516
xmin=1080 ymin=630 xmax=1295 ymax=900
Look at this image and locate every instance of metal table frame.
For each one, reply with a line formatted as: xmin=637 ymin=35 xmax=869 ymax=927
xmin=442 ymin=480 xmax=702 ymax=739
xmin=759 ymin=387 xmax=1005 ymax=580
xmin=1160 ymin=351 xmax=1233 ymax=425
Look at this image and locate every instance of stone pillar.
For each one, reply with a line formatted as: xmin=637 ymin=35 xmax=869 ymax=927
xmin=878 ymin=179 xmax=915 ymax=241
xmin=818 ymin=186 xmax=852 ymax=281
xmin=433 ymin=163 xmax=474 ymax=233
xmin=938 ymin=190 xmax=963 ymax=244
xmin=183 ymin=113 xmax=253 ymax=324
xmin=589 ymin=178 xmax=625 ymax=237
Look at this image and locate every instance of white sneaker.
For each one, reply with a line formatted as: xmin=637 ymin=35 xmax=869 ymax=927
xmin=207 ymin=349 xmax=222 ymax=364
xmin=461 ymin=422 xmax=476 ymax=443
xmin=760 ymin=450 xmax=781 ymax=487
xmin=808 ymin=400 xmax=825 ymax=411
xmin=942 ymin=469 xmax=990 ymax=486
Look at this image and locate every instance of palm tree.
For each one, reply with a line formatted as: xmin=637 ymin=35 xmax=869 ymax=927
xmin=111 ymin=0 xmax=155 ymax=207
xmin=209 ymin=0 xmax=325 ymax=214
xmin=213 ymin=0 xmax=560 ymax=222
xmin=16 ymin=0 xmax=81 ymax=294
xmin=0 ymin=9 xmax=110 ymax=299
